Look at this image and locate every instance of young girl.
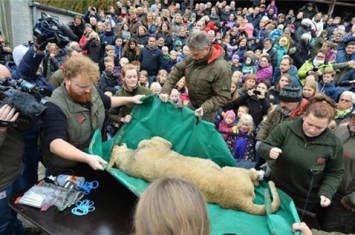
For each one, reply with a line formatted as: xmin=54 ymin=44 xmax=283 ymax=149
xmin=303 ymin=80 xmax=319 ymax=100
xmin=139 ymin=70 xmax=149 ymax=88
xmin=232 ymin=114 xmax=256 ymax=169
xmin=235 ymin=105 xmax=249 ymax=125
xmin=169 ymin=89 xmax=181 ymax=104
xmin=150 ymin=82 xmax=162 ymax=94
xmin=156 ymin=69 xmax=168 ymax=87
xmin=218 ymin=110 xmax=237 ymax=153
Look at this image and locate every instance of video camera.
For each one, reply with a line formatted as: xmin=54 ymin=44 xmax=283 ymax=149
xmin=0 ymin=77 xmax=46 ymax=131
xmin=33 ymin=12 xmax=79 ymax=49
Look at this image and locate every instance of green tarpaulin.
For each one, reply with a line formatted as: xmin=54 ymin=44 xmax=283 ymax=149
xmin=88 ymin=95 xmax=300 ymax=235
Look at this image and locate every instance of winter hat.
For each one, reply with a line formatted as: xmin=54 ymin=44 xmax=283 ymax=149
xmin=174 ymin=40 xmax=182 ymax=46
xmin=337 ymin=30 xmax=346 ymax=37
xmin=225 ymin=110 xmax=236 ymax=122
xmin=190 ymin=13 xmax=196 ymax=18
xmin=232 ymin=54 xmax=239 ymax=61
xmin=279 ymin=85 xmax=302 ymax=102
xmin=85 ymin=23 xmax=92 ymax=29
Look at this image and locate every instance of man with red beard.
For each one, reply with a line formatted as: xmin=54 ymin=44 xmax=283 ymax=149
xmin=41 ymin=56 xmax=144 ymax=175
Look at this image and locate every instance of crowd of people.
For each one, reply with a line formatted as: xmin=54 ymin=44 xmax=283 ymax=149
xmin=0 ymin=0 xmax=355 ymax=234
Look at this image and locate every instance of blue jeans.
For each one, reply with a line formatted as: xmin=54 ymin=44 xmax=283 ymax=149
xmin=21 ymin=122 xmax=42 ymax=188
xmin=0 ymin=177 xmax=26 ymax=235
xmin=148 ymin=75 xmax=157 ymax=87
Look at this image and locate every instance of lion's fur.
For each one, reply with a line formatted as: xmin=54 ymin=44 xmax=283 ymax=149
xmin=108 ymin=136 xmax=280 ymax=215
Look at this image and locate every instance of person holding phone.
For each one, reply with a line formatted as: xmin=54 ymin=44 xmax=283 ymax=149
xmin=223 ymin=79 xmax=271 ymax=127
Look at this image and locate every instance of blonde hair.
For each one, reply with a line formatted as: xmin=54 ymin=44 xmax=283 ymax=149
xmin=235 ymin=113 xmax=255 ymax=131
xmin=64 ymin=55 xmax=99 ymax=83
xmin=303 ymin=80 xmax=319 ymax=98
xmin=150 ymin=82 xmax=162 ymax=93
xmin=134 ymin=177 xmax=210 ymax=235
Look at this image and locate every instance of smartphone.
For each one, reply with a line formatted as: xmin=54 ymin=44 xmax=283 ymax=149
xmin=253 ymin=90 xmax=261 ymax=95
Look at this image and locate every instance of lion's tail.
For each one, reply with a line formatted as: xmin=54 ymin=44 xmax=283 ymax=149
xmin=268 ymin=181 xmax=281 ymax=213
xmin=243 ymin=181 xmax=281 ymax=215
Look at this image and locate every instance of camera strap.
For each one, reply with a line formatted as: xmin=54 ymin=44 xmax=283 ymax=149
xmin=0 ymin=120 xmax=18 ymax=128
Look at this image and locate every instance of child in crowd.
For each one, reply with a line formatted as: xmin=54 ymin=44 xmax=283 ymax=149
xmin=164 ymin=50 xmax=178 ymax=73
xmin=231 ymin=78 xmax=239 ymax=102
xmin=169 ymin=89 xmax=181 ymax=104
xmin=232 ymin=70 xmax=243 ymax=89
xmin=131 ymin=60 xmax=141 ymax=72
xmin=114 ymin=36 xmax=124 ymax=60
xmin=175 ymin=77 xmax=189 ymax=106
xmin=177 ymin=45 xmax=190 ymax=62
xmin=230 ymin=54 xmax=242 ymax=73
xmin=218 ymin=110 xmax=237 ymax=153
xmin=119 ymin=57 xmax=129 ymax=68
xmin=139 ymin=70 xmax=149 ymax=88
xmin=150 ymin=82 xmax=162 ymax=94
xmin=242 ymin=54 xmax=257 ymax=76
xmin=318 ymin=69 xmax=339 ymax=102
xmin=303 ymin=80 xmax=319 ymax=100
xmin=175 ymin=77 xmax=185 ymax=93
xmin=235 ymin=105 xmax=249 ymax=125
xmin=173 ymin=40 xmax=183 ymax=55
xmin=156 ymin=69 xmax=168 ymax=87
xmin=120 ymin=23 xmax=131 ymax=43
xmin=162 ymin=46 xmax=170 ymax=63
xmin=232 ymin=114 xmax=256 ymax=169
xmin=99 ymin=56 xmax=122 ymax=96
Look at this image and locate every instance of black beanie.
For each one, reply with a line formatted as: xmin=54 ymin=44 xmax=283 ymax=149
xmin=279 ymin=85 xmax=302 ymax=102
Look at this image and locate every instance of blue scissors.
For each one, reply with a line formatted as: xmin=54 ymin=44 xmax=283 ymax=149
xmin=71 ymin=199 xmax=95 ymax=216
xmin=81 ymin=180 xmax=99 ymax=195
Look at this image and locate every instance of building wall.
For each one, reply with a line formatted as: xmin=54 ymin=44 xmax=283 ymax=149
xmin=0 ymin=0 xmax=80 ymax=48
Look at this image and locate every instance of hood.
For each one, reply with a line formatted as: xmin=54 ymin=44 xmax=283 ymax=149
xmin=207 ymin=44 xmax=223 ymax=64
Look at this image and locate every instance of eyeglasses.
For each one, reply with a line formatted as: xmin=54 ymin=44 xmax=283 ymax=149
xmin=340 ymin=98 xmax=352 ymax=103
xmin=0 ymin=41 xmax=5 ymax=43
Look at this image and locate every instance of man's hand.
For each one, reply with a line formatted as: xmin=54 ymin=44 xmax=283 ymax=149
xmin=194 ymin=107 xmax=204 ymax=117
xmin=320 ymin=195 xmax=331 ymax=207
xmin=121 ymin=115 xmax=132 ymax=123
xmin=159 ymin=93 xmax=169 ymax=102
xmin=132 ymin=94 xmax=144 ymax=104
xmin=292 ymin=222 xmax=313 ymax=235
xmin=86 ymin=154 xmax=108 ymax=171
xmin=269 ymin=147 xmax=282 ymax=159
xmin=0 ymin=104 xmax=19 ymax=122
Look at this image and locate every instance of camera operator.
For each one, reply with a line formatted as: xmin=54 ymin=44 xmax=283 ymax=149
xmin=0 ymin=65 xmax=40 ymax=234
xmin=84 ymin=6 xmax=100 ymax=28
xmin=0 ymin=35 xmax=13 ymax=65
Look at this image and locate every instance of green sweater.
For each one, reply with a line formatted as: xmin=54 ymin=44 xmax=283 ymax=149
xmin=258 ymin=117 xmax=344 ymax=204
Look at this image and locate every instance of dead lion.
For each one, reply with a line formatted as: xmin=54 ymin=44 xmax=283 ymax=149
xmin=108 ymin=136 xmax=280 ymax=215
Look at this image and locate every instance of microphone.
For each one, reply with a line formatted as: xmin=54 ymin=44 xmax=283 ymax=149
xmin=0 ymin=90 xmax=46 ymax=131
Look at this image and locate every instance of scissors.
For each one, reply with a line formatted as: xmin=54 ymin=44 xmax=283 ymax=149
xmin=71 ymin=199 xmax=95 ymax=216
xmin=81 ymin=180 xmax=99 ymax=195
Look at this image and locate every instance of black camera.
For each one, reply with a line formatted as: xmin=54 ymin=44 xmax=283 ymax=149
xmin=312 ymin=67 xmax=319 ymax=72
xmin=0 ymin=77 xmax=46 ymax=131
xmin=253 ymin=90 xmax=261 ymax=95
xmin=33 ymin=12 xmax=78 ymax=49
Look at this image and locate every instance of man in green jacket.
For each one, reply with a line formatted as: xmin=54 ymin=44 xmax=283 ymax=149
xmin=159 ymin=30 xmax=231 ymax=122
